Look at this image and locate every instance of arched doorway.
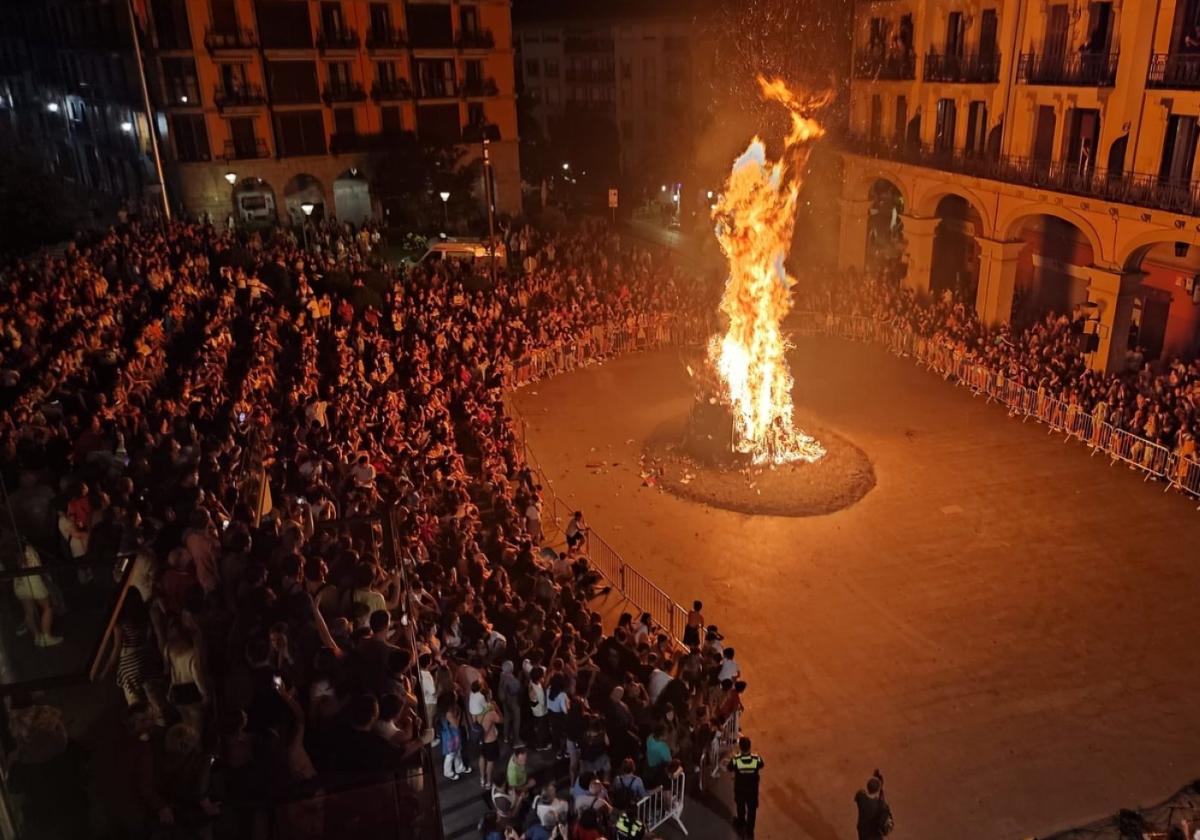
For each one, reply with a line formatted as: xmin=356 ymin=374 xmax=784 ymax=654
xmin=866 ymin=179 xmax=905 ymax=275
xmin=1122 ymin=240 xmax=1200 ymax=362
xmin=283 ymin=173 xmax=327 ymax=224
xmin=929 ymin=195 xmax=982 ymax=301
xmin=232 ymin=177 xmax=277 ymax=225
xmin=333 ymin=169 xmax=372 ymax=225
xmin=1007 ymin=214 xmax=1096 ymax=324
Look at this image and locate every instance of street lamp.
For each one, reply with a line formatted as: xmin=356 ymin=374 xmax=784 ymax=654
xmin=120 ymin=121 xmax=134 ymax=133
xmin=46 ymin=102 xmax=59 ymax=113
xmin=439 ymin=191 xmax=451 ymax=227
xmin=224 ymin=171 xmax=238 ymax=186
xmin=562 ymin=162 xmax=570 ymax=172
xmin=299 ymin=201 xmax=315 ymax=250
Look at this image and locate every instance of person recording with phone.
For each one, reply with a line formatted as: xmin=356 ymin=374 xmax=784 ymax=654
xmin=854 ymin=768 xmax=894 ymax=840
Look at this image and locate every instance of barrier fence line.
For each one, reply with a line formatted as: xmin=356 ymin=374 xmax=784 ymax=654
xmin=791 ymin=310 xmax=1200 ymax=505
xmin=636 ymin=769 xmax=688 ymax=836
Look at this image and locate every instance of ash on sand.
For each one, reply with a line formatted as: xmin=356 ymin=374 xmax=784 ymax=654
xmin=641 ymin=406 xmax=876 ymax=517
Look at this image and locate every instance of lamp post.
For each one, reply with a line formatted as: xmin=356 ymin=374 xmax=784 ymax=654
xmin=300 ymin=201 xmax=315 ymax=250
xmin=124 ymin=0 xmax=170 ymax=220
xmin=439 ymin=190 xmax=450 ymax=228
xmin=482 ymin=137 xmax=497 ymax=287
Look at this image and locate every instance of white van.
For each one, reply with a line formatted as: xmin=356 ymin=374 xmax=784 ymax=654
xmin=416 ymin=239 xmax=507 ymax=268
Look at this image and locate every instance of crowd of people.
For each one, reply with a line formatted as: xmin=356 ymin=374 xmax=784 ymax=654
xmin=0 ymin=214 xmax=753 ymax=840
xmin=795 ymin=267 xmax=1200 ymax=476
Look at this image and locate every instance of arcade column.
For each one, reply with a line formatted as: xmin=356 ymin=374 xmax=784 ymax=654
xmin=1083 ymin=266 xmax=1143 ymax=374
xmin=974 ymin=238 xmax=1025 ymax=325
xmin=899 ymin=214 xmax=938 ymax=294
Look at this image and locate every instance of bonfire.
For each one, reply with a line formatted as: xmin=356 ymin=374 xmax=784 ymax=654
xmin=708 ymin=76 xmax=830 ymax=466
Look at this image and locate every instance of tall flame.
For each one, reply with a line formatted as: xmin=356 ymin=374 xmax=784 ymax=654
xmin=709 ymin=76 xmax=830 ymax=466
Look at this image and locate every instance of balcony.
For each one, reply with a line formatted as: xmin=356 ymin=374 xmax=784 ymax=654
xmin=853 ymin=51 xmax=916 ymax=80
xmin=323 ymin=81 xmax=367 ymax=104
xmin=330 ymin=130 xmax=415 ymax=154
xmin=1147 ymin=53 xmax=1200 ymax=90
xmin=213 ymin=84 xmax=266 ymax=111
xmin=223 ymin=138 xmax=269 ymax=160
xmin=841 ymin=133 xmax=1200 ymax=216
xmin=204 ymin=27 xmax=257 ymax=52
xmin=414 ymin=80 xmax=459 ymax=99
xmin=923 ymin=51 xmax=1000 ymax=83
xmin=461 ymin=77 xmax=499 ymax=97
xmin=565 ymin=67 xmax=616 ymax=83
xmin=366 ymin=26 xmax=406 ymax=51
xmin=457 ymin=29 xmax=495 ymax=50
xmin=371 ymin=78 xmax=412 ymax=101
xmin=1017 ymin=51 xmax=1119 ymax=86
xmin=317 ymin=27 xmax=359 ymax=52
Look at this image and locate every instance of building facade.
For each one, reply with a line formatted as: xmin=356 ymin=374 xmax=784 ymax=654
xmin=840 ymin=0 xmax=1200 ymax=371
xmin=514 ymin=4 xmax=708 ymax=201
xmin=0 ymin=0 xmax=520 ymax=224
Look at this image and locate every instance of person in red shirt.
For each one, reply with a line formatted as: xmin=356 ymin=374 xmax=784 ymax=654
xmin=716 ymin=679 xmax=746 ymax=727
xmin=156 ymin=547 xmax=197 ymax=617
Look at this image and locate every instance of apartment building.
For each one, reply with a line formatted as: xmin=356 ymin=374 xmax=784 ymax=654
xmin=0 ymin=0 xmax=520 ymax=224
xmin=515 ymin=3 xmax=707 ymax=197
xmin=841 ymin=0 xmax=1200 ymax=371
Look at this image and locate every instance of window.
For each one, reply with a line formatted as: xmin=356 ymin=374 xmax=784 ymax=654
xmin=1160 ymin=114 xmax=1200 ymax=183
xmin=459 ymin=5 xmax=479 ymax=35
xmin=414 ymin=58 xmax=455 ymax=96
xmin=526 ymin=59 xmax=540 ymax=78
xmin=965 ymin=101 xmax=988 ymax=155
xmin=152 ymin=0 xmax=191 ymax=49
xmin=406 ymin=4 xmax=453 ymax=48
xmin=228 ymin=116 xmax=259 ymax=157
xmin=894 ymin=95 xmax=907 ymax=143
xmin=934 ymin=98 xmax=956 ymax=150
xmin=211 ymin=0 xmax=238 ymax=34
xmin=256 ymin=2 xmax=313 ymax=49
xmin=416 ymin=103 xmax=461 ymax=143
xmin=369 ymin=3 xmax=391 ymax=33
xmin=333 ymin=107 xmax=356 ymax=136
xmin=467 ymin=102 xmax=485 ymax=127
xmin=161 ymin=57 xmax=200 ymax=104
xmin=171 ymin=113 xmax=210 ymax=161
xmin=217 ymin=63 xmax=249 ymax=93
xmin=268 ymin=61 xmax=320 ymax=103
xmin=544 ymin=58 xmax=559 ymax=79
xmin=381 ymin=106 xmax=403 ymax=134
xmin=327 ymin=61 xmax=352 ymax=87
xmin=320 ymin=2 xmax=345 ymax=33
xmin=377 ymin=61 xmax=397 ymax=85
xmin=274 ymin=110 xmax=327 ymax=156
xmin=465 ymin=59 xmax=483 ymax=87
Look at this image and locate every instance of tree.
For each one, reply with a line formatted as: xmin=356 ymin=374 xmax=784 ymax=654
xmin=369 ymin=134 xmax=479 ymax=231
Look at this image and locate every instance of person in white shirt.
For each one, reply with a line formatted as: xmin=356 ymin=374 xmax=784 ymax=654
xmin=647 ymin=657 xmax=673 ymax=705
xmin=528 ymin=666 xmax=549 ymax=750
xmin=718 ymin=647 xmax=741 ymax=682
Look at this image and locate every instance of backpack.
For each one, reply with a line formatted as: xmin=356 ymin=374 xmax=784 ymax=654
xmin=610 ymin=775 xmax=637 ymax=810
xmin=878 ymin=800 xmax=894 ymax=836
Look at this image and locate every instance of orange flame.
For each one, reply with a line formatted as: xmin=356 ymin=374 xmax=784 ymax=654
xmin=708 ymin=76 xmax=829 ymax=465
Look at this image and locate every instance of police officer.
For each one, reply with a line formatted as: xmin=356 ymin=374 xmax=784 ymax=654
xmin=614 ymin=808 xmax=647 ymax=840
xmin=727 ymin=735 xmax=765 ymax=837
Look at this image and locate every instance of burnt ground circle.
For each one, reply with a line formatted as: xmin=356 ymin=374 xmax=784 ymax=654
xmin=642 ymin=409 xmax=876 ymax=516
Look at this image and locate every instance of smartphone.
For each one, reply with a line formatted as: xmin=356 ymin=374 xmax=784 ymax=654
xmin=272 ymin=675 xmax=283 ymax=689
xmin=237 ymin=411 xmax=246 ymax=423
xmin=221 ymin=518 xmax=230 ymax=531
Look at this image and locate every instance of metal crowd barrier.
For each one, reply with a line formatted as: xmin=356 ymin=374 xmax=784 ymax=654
xmin=636 ymin=768 xmax=688 ymax=836
xmin=792 ymin=310 xmax=1200 ymax=506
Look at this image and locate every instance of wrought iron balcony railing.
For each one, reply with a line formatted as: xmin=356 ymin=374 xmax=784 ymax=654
xmin=322 ymin=81 xmax=367 ymax=104
xmin=204 ymin=27 xmax=257 ymax=52
xmin=414 ymin=80 xmax=459 ymax=99
xmin=213 ymin=83 xmax=266 ymax=110
xmin=317 ymin=27 xmax=359 ymax=52
xmin=457 ymin=29 xmax=495 ymax=49
xmin=371 ymin=78 xmax=413 ymax=101
xmin=223 ymin=138 xmax=269 ymax=160
xmin=841 ymin=133 xmax=1200 ymax=216
xmin=1147 ymin=53 xmax=1200 ymax=90
xmin=1016 ymin=51 xmax=1119 ymax=86
xmin=923 ymin=51 xmax=1001 ymax=83
xmin=853 ymin=51 xmax=917 ymax=80
xmin=366 ymin=26 xmax=406 ymax=50
xmin=461 ymin=77 xmax=499 ymax=97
